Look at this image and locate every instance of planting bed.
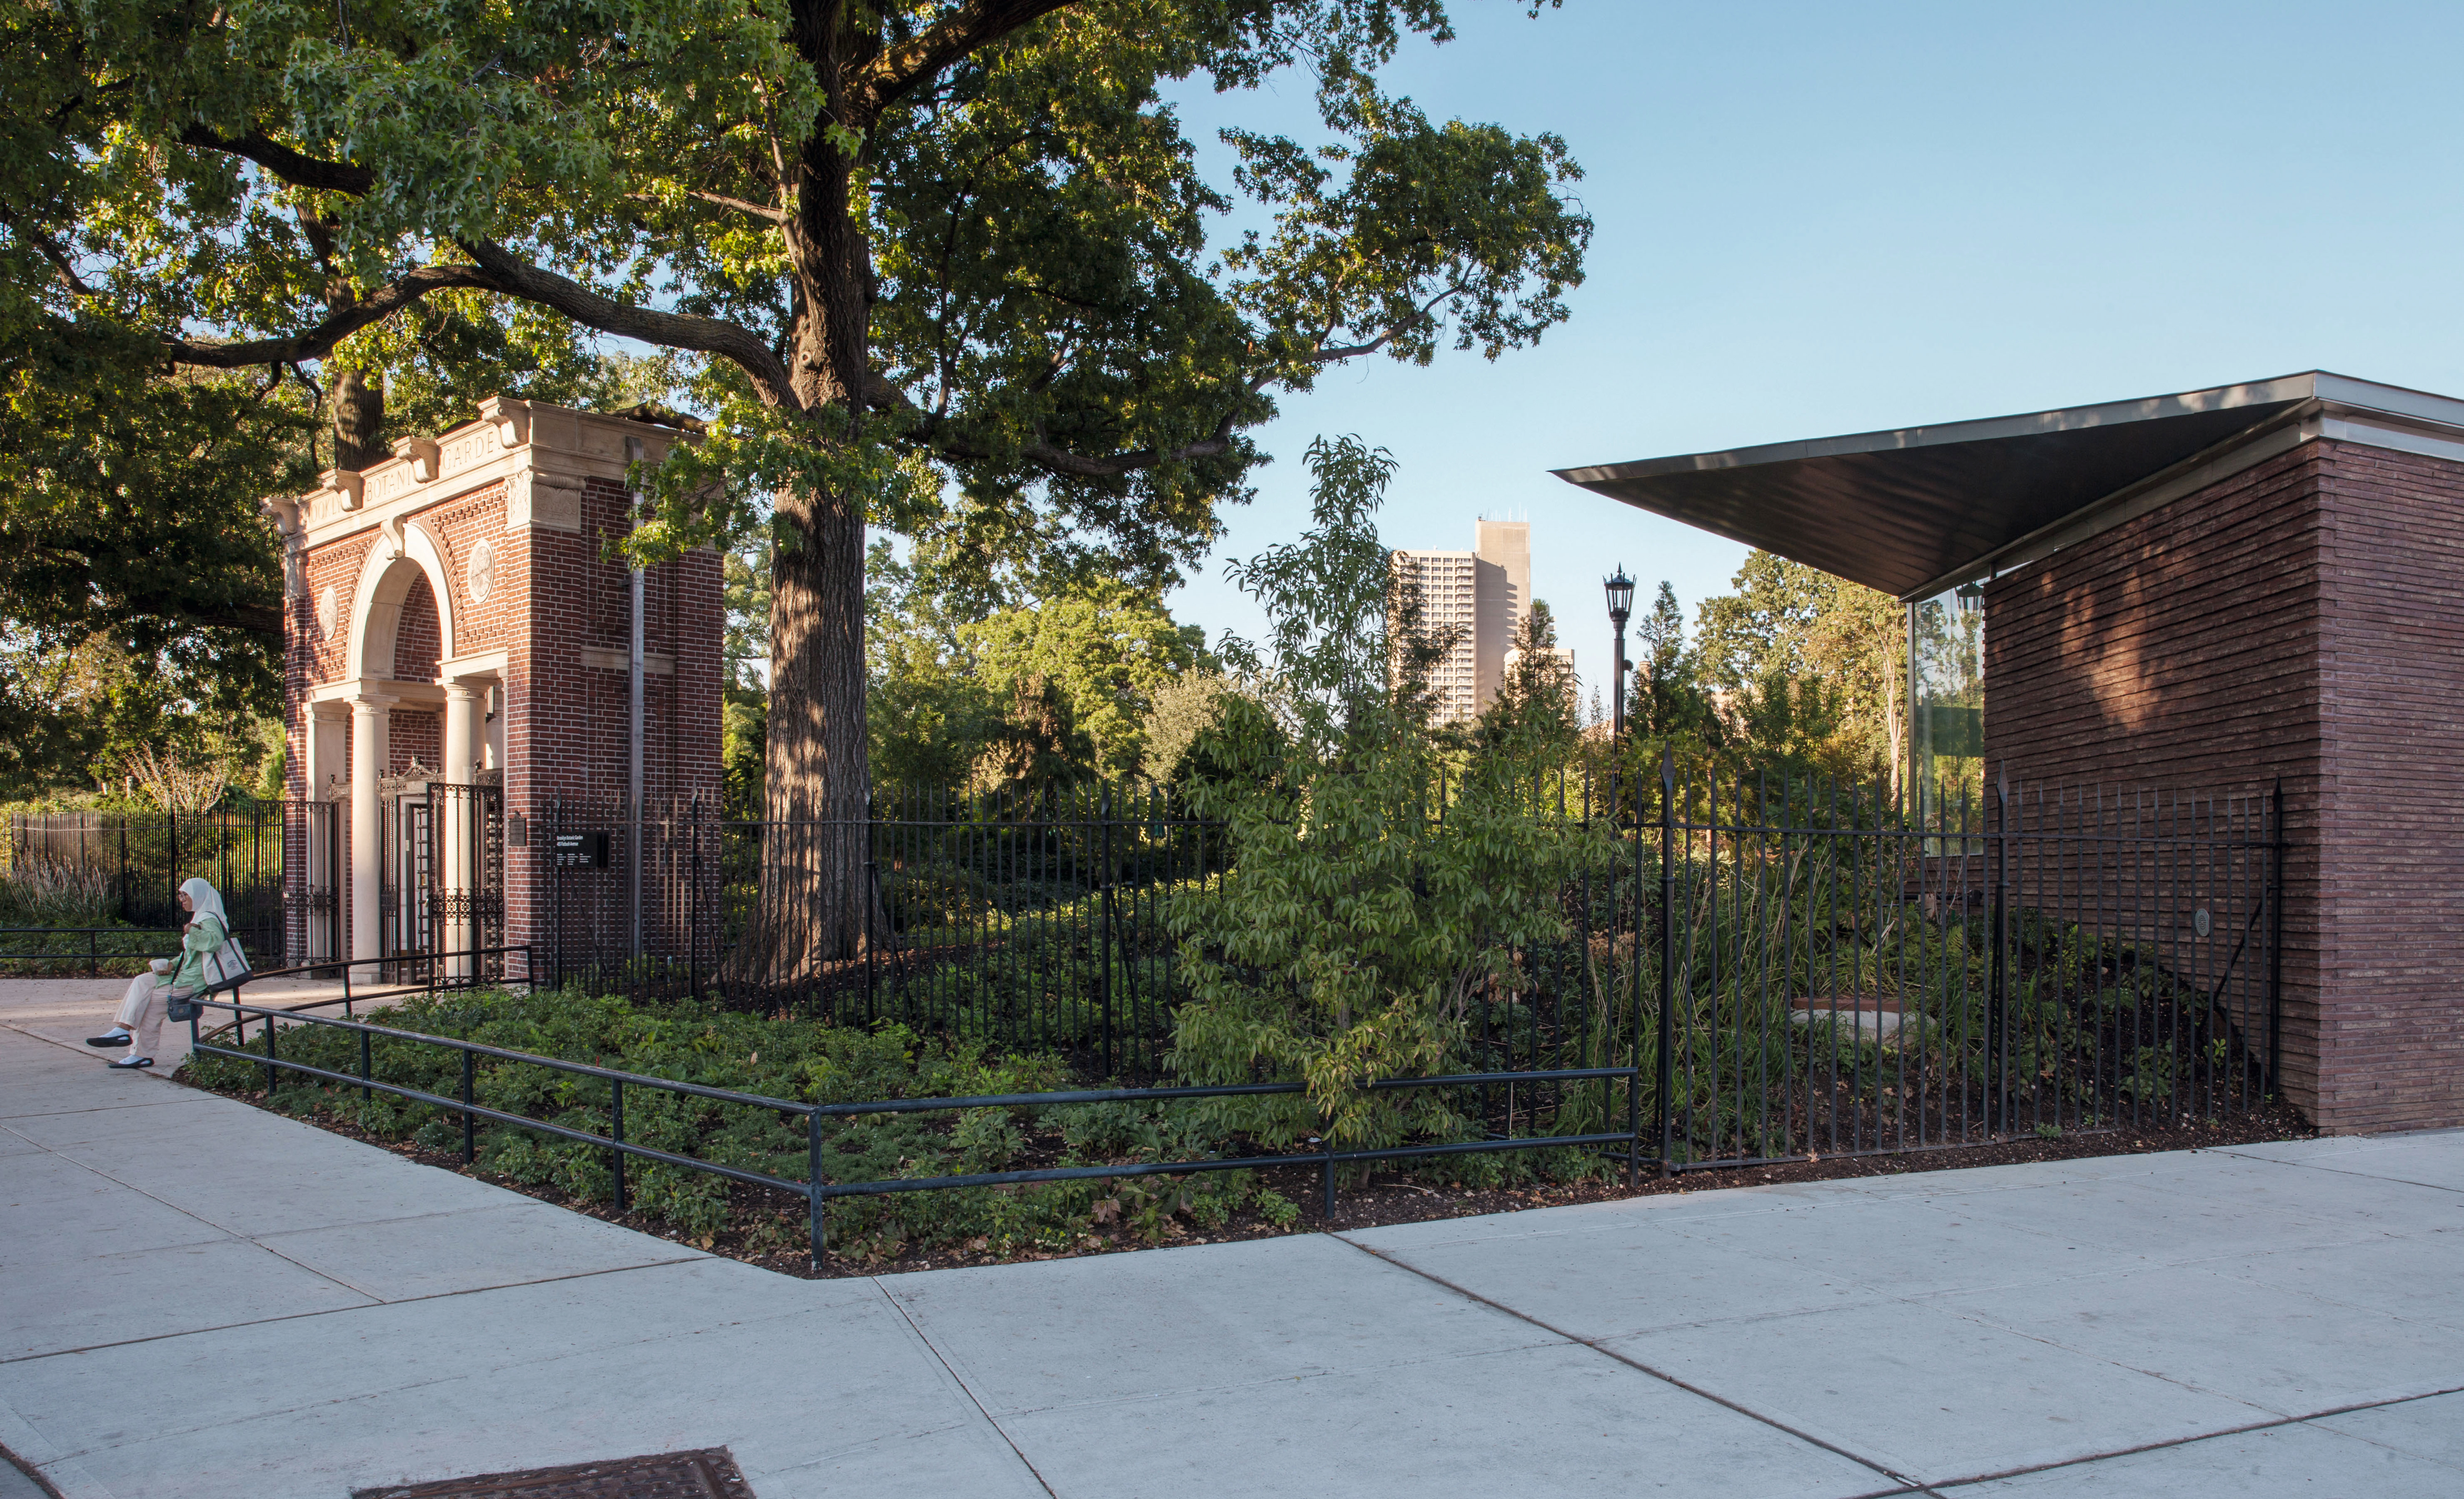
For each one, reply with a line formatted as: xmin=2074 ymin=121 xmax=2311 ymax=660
xmin=177 ymin=1059 xmax=2310 ymax=1280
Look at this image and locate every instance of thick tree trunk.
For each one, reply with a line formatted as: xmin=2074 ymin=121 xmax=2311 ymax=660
xmin=743 ymin=484 xmax=873 ymax=981
xmin=732 ymin=20 xmax=884 ymax=986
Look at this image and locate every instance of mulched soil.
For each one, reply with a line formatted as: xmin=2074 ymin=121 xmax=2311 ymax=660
xmin=176 ymin=1069 xmax=2313 ymax=1280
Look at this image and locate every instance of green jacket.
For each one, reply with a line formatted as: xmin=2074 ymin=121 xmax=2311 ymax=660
xmin=168 ymin=913 xmax=227 ymax=992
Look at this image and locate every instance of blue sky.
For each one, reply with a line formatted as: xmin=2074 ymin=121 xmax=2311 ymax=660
xmin=1157 ymin=0 xmax=2464 ymax=681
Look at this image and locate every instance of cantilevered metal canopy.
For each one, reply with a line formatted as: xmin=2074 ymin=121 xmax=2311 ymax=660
xmin=1555 ymin=371 xmax=2464 ymax=601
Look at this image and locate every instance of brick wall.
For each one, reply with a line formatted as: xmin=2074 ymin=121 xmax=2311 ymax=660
xmin=497 ymin=475 xmax=723 ymax=957
xmin=1984 ymin=443 xmax=2327 ymax=1120
xmin=1985 ymin=438 xmax=2464 ymax=1133
xmin=281 ymin=413 xmax=722 ymax=972
xmin=394 ymin=574 xmax=440 ymax=682
xmin=424 ymin=481 xmax=513 ymax=650
xmin=2312 ymin=442 xmax=2464 ymax=1131
xmin=389 ymin=710 xmax=440 ymax=774
xmin=502 ymin=477 xmax=721 ymax=814
xmin=286 ymin=533 xmax=374 ymax=801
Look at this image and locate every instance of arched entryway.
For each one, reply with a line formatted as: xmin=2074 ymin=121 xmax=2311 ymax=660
xmin=335 ymin=530 xmax=502 ymax=978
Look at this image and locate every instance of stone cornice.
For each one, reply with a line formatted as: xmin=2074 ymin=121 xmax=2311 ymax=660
xmin=297 ymin=399 xmax=696 ymax=546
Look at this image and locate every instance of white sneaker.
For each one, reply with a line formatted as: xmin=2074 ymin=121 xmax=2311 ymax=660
xmin=107 ymin=1056 xmax=154 ymax=1070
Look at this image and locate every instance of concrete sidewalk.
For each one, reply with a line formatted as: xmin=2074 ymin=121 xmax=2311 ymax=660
xmin=0 ymin=974 xmax=362 ymax=1074
xmin=3 ymin=1006 xmax=2461 ymax=1498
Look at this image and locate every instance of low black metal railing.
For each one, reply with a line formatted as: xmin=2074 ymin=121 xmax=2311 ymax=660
xmin=158 ymin=764 xmax=2284 ymax=1265
xmin=184 ymin=977 xmax=1644 ymax=1272
xmin=200 ymin=946 xmax=540 ymax=1025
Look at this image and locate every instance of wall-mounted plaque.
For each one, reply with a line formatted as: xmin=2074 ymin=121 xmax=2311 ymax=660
xmin=554 ymin=831 xmax=610 ymax=869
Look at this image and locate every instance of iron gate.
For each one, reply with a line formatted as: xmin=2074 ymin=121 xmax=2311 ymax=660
xmin=287 ymin=799 xmax=341 ymax=968
xmin=379 ymin=782 xmax=506 ymax=979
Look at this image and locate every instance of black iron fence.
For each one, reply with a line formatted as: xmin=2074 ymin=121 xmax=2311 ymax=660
xmin=174 ymin=764 xmax=2282 ymax=1267
xmin=1653 ymin=766 xmax=2282 ymax=1171
xmin=3 ymin=802 xmax=338 ymax=970
xmin=537 ymin=772 xmax=2281 ymax=1134
xmin=539 ymin=785 xmax=1227 ymax=1078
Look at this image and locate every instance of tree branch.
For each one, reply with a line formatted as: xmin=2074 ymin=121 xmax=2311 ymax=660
xmin=1 ymin=209 xmax=99 ymax=296
xmin=1300 ymin=284 xmax=1471 ymax=368
xmin=847 ymin=0 xmax=1077 ymax=121
xmin=1013 ymin=423 xmax=1235 ymax=478
xmin=456 ymin=239 xmax=800 ymax=409
xmin=661 ymin=188 xmax=789 ymax=223
xmin=177 ymin=125 xmax=375 ymax=195
xmin=166 ymin=263 xmax=498 ymax=368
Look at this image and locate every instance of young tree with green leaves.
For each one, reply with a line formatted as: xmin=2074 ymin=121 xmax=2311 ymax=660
xmin=11 ymin=0 xmax=1592 ymax=967
xmin=1173 ymin=437 xmax=1604 ymax=1154
xmin=1627 ymin=580 xmax=1721 ymax=747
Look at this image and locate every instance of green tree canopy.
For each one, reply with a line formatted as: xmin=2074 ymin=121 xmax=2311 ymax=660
xmin=963 ymin=580 xmax=1208 ymax=778
xmin=1691 ymin=551 xmax=1904 ymax=787
xmin=8 ymin=0 xmax=1586 ymax=818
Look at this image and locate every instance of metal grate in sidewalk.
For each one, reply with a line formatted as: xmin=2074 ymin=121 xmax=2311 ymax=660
xmin=351 ymin=1447 xmax=755 ymax=1499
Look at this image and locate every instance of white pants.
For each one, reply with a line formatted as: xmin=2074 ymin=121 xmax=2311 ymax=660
xmin=114 ymin=973 xmax=178 ymax=1059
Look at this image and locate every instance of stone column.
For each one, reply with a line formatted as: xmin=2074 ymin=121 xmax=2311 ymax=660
xmin=308 ymin=701 xmax=350 ymax=796
xmin=440 ymin=680 xmax=481 ymax=976
xmin=307 ymin=703 xmax=350 ymax=961
xmin=348 ymin=691 xmax=395 ymax=981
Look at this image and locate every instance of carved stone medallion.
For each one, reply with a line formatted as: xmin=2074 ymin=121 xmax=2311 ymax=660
xmin=467 ymin=538 xmax=496 ymax=604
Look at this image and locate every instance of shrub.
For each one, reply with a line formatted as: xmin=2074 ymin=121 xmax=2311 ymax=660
xmin=181 ymin=988 xmax=1280 ymax=1260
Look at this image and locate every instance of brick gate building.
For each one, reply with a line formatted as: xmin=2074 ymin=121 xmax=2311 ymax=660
xmin=1560 ymin=371 xmax=2464 ymax=1134
xmin=272 ymin=398 xmax=722 ymax=979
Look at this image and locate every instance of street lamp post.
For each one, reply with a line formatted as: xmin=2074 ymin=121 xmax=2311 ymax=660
xmin=1604 ymin=566 xmax=1635 ymax=817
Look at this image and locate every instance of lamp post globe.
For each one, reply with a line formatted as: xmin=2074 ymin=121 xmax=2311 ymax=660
xmin=1604 ymin=567 xmax=1635 ymax=740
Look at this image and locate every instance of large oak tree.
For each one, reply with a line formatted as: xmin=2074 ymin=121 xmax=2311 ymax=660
xmin=7 ymin=0 xmax=1591 ymax=967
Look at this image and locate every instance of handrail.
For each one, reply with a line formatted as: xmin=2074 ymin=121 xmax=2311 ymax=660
xmin=190 ymin=943 xmax=535 ymax=1041
xmin=182 ymin=985 xmax=1646 ymax=1274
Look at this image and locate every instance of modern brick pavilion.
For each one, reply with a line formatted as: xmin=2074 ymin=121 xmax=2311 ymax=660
xmin=1559 ymin=371 xmax=2464 ymax=1135
xmin=271 ymin=398 xmax=721 ymax=979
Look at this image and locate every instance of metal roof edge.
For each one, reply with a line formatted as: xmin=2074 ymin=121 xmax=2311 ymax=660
xmin=1896 ymin=380 xmax=2464 ymax=600
xmin=1895 ymin=401 xmax=2322 ymax=601
xmin=1551 ymin=372 xmax=2327 ymax=486
xmin=2309 ymin=371 xmax=2464 ymax=431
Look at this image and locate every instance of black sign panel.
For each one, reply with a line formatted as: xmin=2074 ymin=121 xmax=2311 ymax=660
xmin=554 ymin=831 xmax=610 ymax=869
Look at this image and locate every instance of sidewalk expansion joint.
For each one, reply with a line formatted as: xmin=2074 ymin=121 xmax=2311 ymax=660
xmin=1329 ymin=1231 xmax=1935 ymax=1493
xmin=0 ymin=1257 xmax=708 ymax=1366
xmin=872 ymin=1278 xmax=1060 ymax=1498
xmin=2210 ymin=1146 xmax=2464 ymax=1198
xmin=1921 ymin=1382 xmax=2464 ymax=1490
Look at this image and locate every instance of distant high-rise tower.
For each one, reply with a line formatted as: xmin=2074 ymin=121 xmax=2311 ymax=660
xmin=1392 ymin=519 xmax=1549 ymax=723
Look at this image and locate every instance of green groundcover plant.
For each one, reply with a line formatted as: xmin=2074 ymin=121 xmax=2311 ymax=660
xmin=180 ymin=988 xmax=1317 ymax=1262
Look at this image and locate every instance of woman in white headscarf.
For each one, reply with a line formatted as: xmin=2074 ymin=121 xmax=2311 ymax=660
xmin=87 ymin=877 xmax=229 ymax=1070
